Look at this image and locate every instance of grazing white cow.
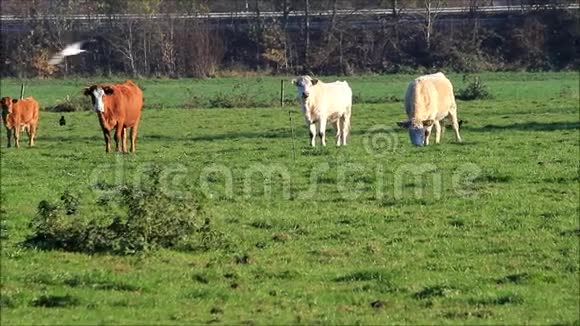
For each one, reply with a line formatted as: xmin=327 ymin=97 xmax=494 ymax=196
xmin=397 ymin=72 xmax=462 ymax=146
xmin=292 ymin=75 xmax=352 ymax=147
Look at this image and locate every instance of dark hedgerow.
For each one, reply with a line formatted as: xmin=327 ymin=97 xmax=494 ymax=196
xmin=25 ymin=165 xmax=225 ymax=255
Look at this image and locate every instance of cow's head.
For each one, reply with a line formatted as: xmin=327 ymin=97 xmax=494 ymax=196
xmin=83 ymin=85 xmax=114 ymax=113
xmin=397 ymin=119 xmax=434 ymax=146
xmin=292 ymin=75 xmax=318 ymax=100
xmin=0 ymin=96 xmax=16 ymax=114
xmin=0 ymin=97 xmax=16 ymax=126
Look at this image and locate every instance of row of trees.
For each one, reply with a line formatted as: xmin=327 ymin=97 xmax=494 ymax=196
xmin=0 ymin=0 xmax=578 ymax=78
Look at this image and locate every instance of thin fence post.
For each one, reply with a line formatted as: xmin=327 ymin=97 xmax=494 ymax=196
xmin=288 ymin=109 xmax=296 ymax=162
xmin=20 ymin=83 xmax=25 ymax=99
xmin=280 ymin=79 xmax=285 ymax=107
xmin=284 ymin=79 xmax=297 ymax=162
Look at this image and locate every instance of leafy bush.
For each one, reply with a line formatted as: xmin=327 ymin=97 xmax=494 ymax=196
xmin=207 ymin=91 xmax=273 ymax=109
xmin=208 ymin=92 xmax=237 ymax=108
xmin=45 ymin=95 xmax=92 ymax=112
xmin=456 ymin=75 xmax=492 ymax=101
xmin=25 ymin=166 xmax=221 ymax=255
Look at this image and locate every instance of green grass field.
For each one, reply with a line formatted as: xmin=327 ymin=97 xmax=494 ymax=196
xmin=1 ymin=72 xmax=579 ymax=324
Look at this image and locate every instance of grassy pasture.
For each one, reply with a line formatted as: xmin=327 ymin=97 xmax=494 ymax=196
xmin=1 ymin=71 xmax=578 ymax=109
xmin=0 ymin=72 xmax=579 ymax=324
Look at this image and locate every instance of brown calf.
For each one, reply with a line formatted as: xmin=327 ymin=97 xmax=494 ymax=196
xmin=1 ymin=96 xmax=40 ymax=148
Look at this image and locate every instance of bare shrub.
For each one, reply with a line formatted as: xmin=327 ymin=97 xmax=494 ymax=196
xmin=46 ymin=95 xmax=92 ymax=112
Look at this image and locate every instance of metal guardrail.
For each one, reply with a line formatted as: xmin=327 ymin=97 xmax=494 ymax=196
xmin=0 ymin=4 xmax=578 ymax=21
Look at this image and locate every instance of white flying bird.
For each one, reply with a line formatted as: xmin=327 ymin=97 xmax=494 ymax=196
xmin=48 ymin=40 xmax=94 ymax=65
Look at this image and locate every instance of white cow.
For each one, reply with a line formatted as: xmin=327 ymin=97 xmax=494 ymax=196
xmin=292 ymin=75 xmax=352 ymax=147
xmin=397 ymin=72 xmax=462 ymax=146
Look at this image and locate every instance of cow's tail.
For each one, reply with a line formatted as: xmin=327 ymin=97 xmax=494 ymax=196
xmin=33 ymin=101 xmax=40 ymax=121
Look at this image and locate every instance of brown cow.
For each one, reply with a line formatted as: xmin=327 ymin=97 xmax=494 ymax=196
xmin=1 ymin=96 xmax=40 ymax=148
xmin=83 ymin=80 xmax=143 ymax=153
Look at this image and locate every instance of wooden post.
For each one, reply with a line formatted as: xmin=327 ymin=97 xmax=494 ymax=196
xmin=280 ymin=79 xmax=285 ymax=107
xmin=20 ymin=83 xmax=25 ymax=99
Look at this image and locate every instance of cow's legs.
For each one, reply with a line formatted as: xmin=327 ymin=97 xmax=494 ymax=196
xmin=121 ymin=128 xmax=128 ymax=153
xmin=6 ymin=128 xmax=11 ymax=148
xmin=28 ymin=124 xmax=37 ymax=146
xmin=130 ymin=122 xmax=139 ymax=153
xmin=335 ymin=120 xmax=342 ymax=146
xmin=31 ymin=124 xmax=37 ymax=146
xmin=434 ymin=120 xmax=442 ymax=144
xmin=449 ymin=112 xmax=462 ymax=142
xmin=13 ymin=126 xmax=20 ymax=148
xmin=103 ymin=130 xmax=112 ymax=152
xmin=25 ymin=125 xmax=32 ymax=146
xmin=342 ymin=110 xmax=351 ymax=146
xmin=424 ymin=125 xmax=433 ymax=146
xmin=308 ymin=122 xmax=317 ymax=147
xmin=318 ymin=118 xmax=327 ymax=147
xmin=114 ymin=127 xmax=123 ymax=152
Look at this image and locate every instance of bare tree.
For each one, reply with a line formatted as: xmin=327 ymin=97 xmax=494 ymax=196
xmin=385 ymin=0 xmax=409 ymax=53
xmin=160 ymin=18 xmax=177 ymax=76
xmin=304 ymin=0 xmax=310 ymax=70
xmin=469 ymin=0 xmax=482 ymax=44
xmin=422 ymin=0 xmax=445 ymax=50
xmin=110 ymin=20 xmax=138 ymax=76
xmin=281 ymin=0 xmax=291 ymax=70
xmin=255 ymin=0 xmax=263 ymax=67
xmin=326 ymin=0 xmax=338 ymax=45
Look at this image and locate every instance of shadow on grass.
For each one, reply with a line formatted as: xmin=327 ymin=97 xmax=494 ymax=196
xmin=471 ymin=121 xmax=579 ymax=132
xmin=64 ymin=276 xmax=141 ymax=292
xmin=468 ymin=293 xmax=524 ymax=306
xmin=39 ymin=122 xmax=578 ymax=145
xmin=413 ymin=284 xmax=456 ymax=300
xmin=334 ymin=270 xmax=393 ymax=282
xmin=495 ymin=273 xmax=531 ymax=285
xmin=39 ymin=131 xmax=292 ymax=144
xmin=39 ymin=135 xmax=98 ymax=142
xmin=30 ymin=294 xmax=80 ymax=308
xmin=145 ymin=131 xmax=292 ymax=142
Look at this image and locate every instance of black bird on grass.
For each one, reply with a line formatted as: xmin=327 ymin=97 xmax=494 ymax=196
xmin=59 ymin=115 xmax=66 ymax=126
